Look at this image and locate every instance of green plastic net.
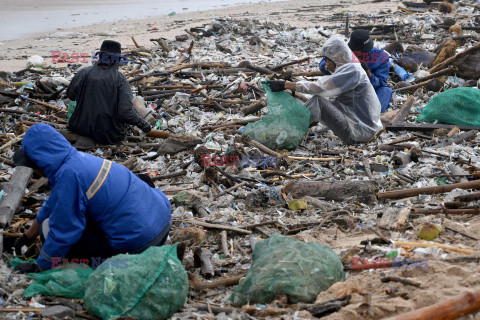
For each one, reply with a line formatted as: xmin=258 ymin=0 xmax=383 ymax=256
xmin=9 ymin=258 xmax=93 ymax=299
xmin=243 ymin=82 xmax=310 ymax=150
xmin=84 ymin=245 xmax=188 ymax=320
xmin=230 ymin=234 xmax=345 ymax=306
xmin=416 ymin=87 xmax=480 ymax=126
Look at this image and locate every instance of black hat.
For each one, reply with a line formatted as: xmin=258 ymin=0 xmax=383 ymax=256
xmin=100 ymin=40 xmax=121 ymax=54
xmin=348 ymin=29 xmax=374 ymax=54
xmin=13 ymin=148 xmax=37 ymax=168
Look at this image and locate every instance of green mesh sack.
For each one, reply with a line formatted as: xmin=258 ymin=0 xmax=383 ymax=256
xmin=230 ymin=234 xmax=344 ymax=306
xmin=84 ymin=245 xmax=188 ymax=320
xmin=9 ymin=258 xmax=92 ymax=298
xmin=25 ymin=265 xmax=93 ymax=298
xmin=243 ymin=82 xmax=310 ymax=150
xmin=416 ymin=87 xmax=480 ymax=126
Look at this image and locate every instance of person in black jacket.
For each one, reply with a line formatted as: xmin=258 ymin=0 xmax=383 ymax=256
xmin=67 ymin=40 xmax=151 ymax=145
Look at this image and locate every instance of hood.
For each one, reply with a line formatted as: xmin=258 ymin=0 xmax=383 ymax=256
xmin=22 ymin=123 xmax=75 ymax=184
xmin=319 ymin=35 xmax=358 ymax=68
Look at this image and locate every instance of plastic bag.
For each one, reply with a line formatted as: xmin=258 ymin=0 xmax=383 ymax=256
xmin=230 ymin=234 xmax=344 ymax=305
xmin=243 ymin=82 xmax=310 ymax=150
xmin=84 ymin=245 xmax=188 ymax=320
xmin=416 ymin=87 xmax=480 ymax=126
xmin=9 ymin=258 xmax=93 ymax=298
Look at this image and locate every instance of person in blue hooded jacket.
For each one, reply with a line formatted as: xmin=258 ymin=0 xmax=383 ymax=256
xmin=319 ymin=30 xmax=392 ymax=113
xmin=12 ymin=123 xmax=171 ymax=272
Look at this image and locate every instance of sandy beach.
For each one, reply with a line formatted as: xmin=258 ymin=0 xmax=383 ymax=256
xmin=0 ymin=0 xmax=402 ymax=72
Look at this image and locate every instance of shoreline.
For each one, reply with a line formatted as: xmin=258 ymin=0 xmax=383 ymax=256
xmin=0 ymin=0 xmax=402 ymax=72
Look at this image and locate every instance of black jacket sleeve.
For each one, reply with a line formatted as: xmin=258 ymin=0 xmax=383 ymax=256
xmin=117 ymin=74 xmax=151 ymax=132
xmin=66 ymin=69 xmax=86 ymax=101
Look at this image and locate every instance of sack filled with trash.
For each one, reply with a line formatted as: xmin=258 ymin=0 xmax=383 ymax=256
xmin=83 ymin=245 xmax=188 ymax=320
xmin=9 ymin=258 xmax=93 ymax=299
xmin=416 ymin=87 xmax=480 ymax=126
xmin=230 ymin=234 xmax=344 ymax=305
xmin=243 ymin=81 xmax=310 ymax=150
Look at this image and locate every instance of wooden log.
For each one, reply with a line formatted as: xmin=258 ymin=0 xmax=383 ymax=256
xmin=385 ymin=122 xmax=480 ymax=132
xmin=237 ymin=61 xmax=275 ymax=75
xmin=384 ymin=288 xmax=480 ymax=320
xmin=413 ymin=207 xmax=480 ymax=215
xmin=146 ymin=130 xmax=171 ymax=139
xmin=381 ymin=276 xmax=421 ymax=287
xmin=151 ymin=170 xmax=187 ymax=181
xmin=24 ymin=97 xmax=66 ymax=112
xmin=193 ymin=273 xmax=245 ymax=291
xmin=213 ymin=181 xmax=247 ymax=199
xmin=412 ymin=65 xmax=458 ymax=84
xmin=454 ymin=191 xmax=480 ymax=202
xmin=242 ymin=99 xmax=266 ymax=116
xmin=244 ymin=137 xmax=280 ymax=157
xmin=220 ymin=230 xmax=229 ymax=257
xmin=284 ymin=180 xmax=377 ymax=204
xmin=0 ymin=166 xmax=33 ymax=228
xmin=196 ymin=304 xmax=234 ymax=314
xmin=390 ymin=96 xmax=415 ymax=124
xmin=188 ymin=219 xmax=252 ymax=234
xmin=393 ymin=80 xmax=430 ymax=93
xmin=270 ymin=57 xmax=310 ymax=71
xmin=169 ymin=62 xmax=230 ymax=73
xmin=300 ymin=295 xmax=351 ymax=318
xmin=394 ymin=241 xmax=474 ymax=254
xmin=377 ymin=179 xmax=480 ymax=200
xmin=429 ymin=42 xmax=480 ymax=73
xmin=194 ymin=248 xmax=215 ymax=278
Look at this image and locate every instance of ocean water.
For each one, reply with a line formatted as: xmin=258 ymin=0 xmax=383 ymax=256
xmin=0 ymin=0 xmax=280 ymax=41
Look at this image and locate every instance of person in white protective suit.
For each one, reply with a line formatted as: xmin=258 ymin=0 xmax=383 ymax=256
xmin=269 ymin=35 xmax=383 ymax=145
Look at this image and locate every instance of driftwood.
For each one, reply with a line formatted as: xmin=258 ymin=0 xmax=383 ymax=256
xmin=381 ymin=276 xmax=421 ymax=287
xmin=389 ymin=96 xmax=415 ymax=124
xmin=455 ymin=192 xmax=480 ymax=202
xmin=428 ymin=42 xmax=480 ymax=73
xmin=385 ymin=122 xmax=480 ymax=132
xmin=194 ymin=248 xmax=215 ymax=278
xmin=0 ymin=166 xmax=33 ymax=228
xmin=394 ymin=241 xmax=473 ymax=254
xmin=188 ymin=219 xmax=252 ymax=234
xmin=299 ymin=295 xmax=352 ymax=317
xmin=242 ymin=99 xmax=266 ymax=116
xmin=385 ymin=288 xmax=480 ymax=320
xmin=220 ymin=230 xmax=229 ymax=257
xmin=377 ymin=179 xmax=480 ymax=200
xmin=284 ymin=180 xmax=377 ymax=204
xmin=194 ymin=273 xmax=245 ymax=291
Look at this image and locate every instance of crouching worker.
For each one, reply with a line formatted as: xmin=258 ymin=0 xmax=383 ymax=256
xmin=269 ymin=35 xmax=382 ymax=145
xmin=67 ymin=40 xmax=151 ymax=145
xmin=13 ymin=123 xmax=171 ymax=273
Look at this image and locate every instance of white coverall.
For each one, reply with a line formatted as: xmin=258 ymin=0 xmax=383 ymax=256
xmin=295 ymin=35 xmax=383 ymax=144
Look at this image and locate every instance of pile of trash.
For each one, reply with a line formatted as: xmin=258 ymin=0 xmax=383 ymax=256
xmin=1 ymin=1 xmax=480 ymax=318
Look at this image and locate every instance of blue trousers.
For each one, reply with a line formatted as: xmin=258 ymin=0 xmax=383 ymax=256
xmin=376 ymin=86 xmax=393 ymax=113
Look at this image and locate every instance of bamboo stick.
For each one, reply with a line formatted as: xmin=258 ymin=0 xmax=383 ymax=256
xmin=394 ymin=241 xmax=474 ymax=255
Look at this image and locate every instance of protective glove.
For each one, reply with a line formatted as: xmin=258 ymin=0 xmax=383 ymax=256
xmin=269 ymin=80 xmax=286 ymax=92
xmin=14 ymin=234 xmax=36 ymax=259
xmin=15 ymin=262 xmax=40 ymax=274
xmin=140 ymin=121 xmax=152 ymax=133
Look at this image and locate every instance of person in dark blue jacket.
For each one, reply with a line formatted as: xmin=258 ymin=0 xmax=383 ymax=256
xmin=319 ymin=30 xmax=393 ymax=113
xmin=13 ymin=123 xmax=171 ymax=272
